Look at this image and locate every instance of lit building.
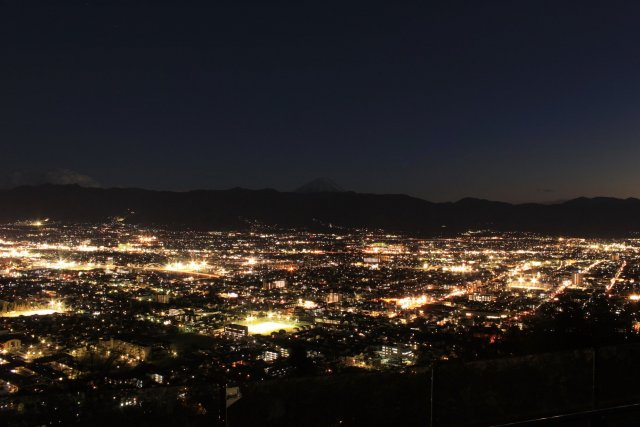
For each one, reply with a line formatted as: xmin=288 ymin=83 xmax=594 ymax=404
xmin=572 ymin=271 xmax=584 ymax=287
xmin=326 ymin=292 xmax=341 ymax=304
xmin=0 ymin=335 xmax=21 ymax=353
xmin=469 ymin=293 xmax=495 ymax=303
xmin=154 ymin=294 xmax=171 ymax=304
xmin=224 ymin=324 xmax=249 ymax=339
xmin=262 ymin=350 xmax=279 ymax=362
xmin=381 ymin=344 xmax=416 ymax=366
xmin=263 ymin=279 xmax=286 ymax=290
xmin=150 ymin=373 xmax=164 ymax=384
xmin=106 ymin=338 xmax=152 ymax=361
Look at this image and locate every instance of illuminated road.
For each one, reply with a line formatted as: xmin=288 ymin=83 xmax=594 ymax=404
xmin=584 ymin=260 xmax=604 ymax=273
xmin=606 ymin=261 xmax=627 ymax=293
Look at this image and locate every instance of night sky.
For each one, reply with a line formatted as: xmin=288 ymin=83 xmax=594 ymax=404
xmin=2 ymin=1 xmax=640 ymax=202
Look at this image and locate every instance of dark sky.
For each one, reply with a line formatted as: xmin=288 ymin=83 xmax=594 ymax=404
xmin=2 ymin=1 xmax=640 ymax=202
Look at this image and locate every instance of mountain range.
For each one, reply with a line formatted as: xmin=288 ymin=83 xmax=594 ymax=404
xmin=0 ymin=184 xmax=638 ymax=236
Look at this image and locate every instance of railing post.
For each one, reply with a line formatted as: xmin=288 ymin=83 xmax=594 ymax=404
xmin=590 ymin=347 xmax=601 ymax=427
xmin=430 ymin=363 xmax=435 ymax=427
xmin=593 ymin=348 xmax=597 ymax=407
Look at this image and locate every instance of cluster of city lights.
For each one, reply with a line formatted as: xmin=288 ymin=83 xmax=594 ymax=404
xmin=164 ymin=261 xmax=208 ymax=272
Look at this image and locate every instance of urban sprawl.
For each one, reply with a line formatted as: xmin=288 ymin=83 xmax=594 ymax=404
xmin=0 ymin=220 xmax=638 ymax=415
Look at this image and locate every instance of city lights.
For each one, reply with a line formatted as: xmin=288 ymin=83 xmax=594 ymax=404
xmin=164 ymin=260 xmax=208 ymax=272
xmin=0 ymin=221 xmax=638 ymax=421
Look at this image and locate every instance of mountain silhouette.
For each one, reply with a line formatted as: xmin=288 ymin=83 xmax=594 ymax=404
xmin=295 ymin=178 xmax=345 ymax=193
xmin=0 ymin=185 xmax=639 ymax=237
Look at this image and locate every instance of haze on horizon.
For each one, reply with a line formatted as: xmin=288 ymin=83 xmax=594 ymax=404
xmin=2 ymin=1 xmax=640 ymax=203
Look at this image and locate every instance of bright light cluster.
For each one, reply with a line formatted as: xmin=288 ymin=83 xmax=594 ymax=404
xmin=397 ymin=295 xmax=429 ymax=309
xmin=443 ymin=264 xmax=474 ymax=273
xmin=164 ymin=261 xmax=208 ymax=272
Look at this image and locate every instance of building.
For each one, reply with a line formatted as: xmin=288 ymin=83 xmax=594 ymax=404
xmin=572 ymin=271 xmax=584 ymax=287
xmin=381 ymin=344 xmax=416 ymax=366
xmin=106 ymin=338 xmax=153 ymax=361
xmin=469 ymin=293 xmax=495 ymax=303
xmin=315 ymin=317 xmax=342 ymax=327
xmin=149 ymin=373 xmax=164 ymax=384
xmin=326 ymin=292 xmax=341 ymax=304
xmin=0 ymin=335 xmax=21 ymax=353
xmin=262 ymin=350 xmax=279 ymax=362
xmin=224 ymin=324 xmax=249 ymax=339
xmin=263 ymin=279 xmax=286 ymax=290
xmin=154 ymin=294 xmax=171 ymax=304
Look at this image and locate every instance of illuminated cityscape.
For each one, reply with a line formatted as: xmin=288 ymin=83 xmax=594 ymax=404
xmin=2 ymin=220 xmax=640 ymax=422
